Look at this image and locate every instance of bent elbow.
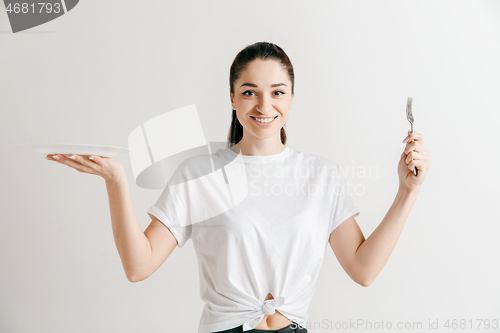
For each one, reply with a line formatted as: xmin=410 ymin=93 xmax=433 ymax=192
xmin=359 ymin=280 xmax=372 ymax=287
xmin=129 ymin=276 xmax=144 ymax=283
xmin=127 ymin=272 xmax=149 ymax=283
xmin=357 ymin=276 xmax=374 ymax=287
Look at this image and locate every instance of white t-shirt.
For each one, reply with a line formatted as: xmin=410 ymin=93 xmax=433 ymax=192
xmin=147 ymin=145 xmax=361 ymax=333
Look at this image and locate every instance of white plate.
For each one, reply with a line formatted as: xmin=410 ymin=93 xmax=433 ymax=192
xmin=18 ymin=143 xmax=132 ymax=158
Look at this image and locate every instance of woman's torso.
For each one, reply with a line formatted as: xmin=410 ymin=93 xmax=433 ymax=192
xmin=183 ymin=146 xmax=335 ymax=332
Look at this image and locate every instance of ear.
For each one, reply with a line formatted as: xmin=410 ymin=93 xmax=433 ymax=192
xmin=230 ymin=88 xmax=235 ymax=108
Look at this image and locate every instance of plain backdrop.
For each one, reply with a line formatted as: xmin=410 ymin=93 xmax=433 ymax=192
xmin=1 ymin=0 xmax=499 ymax=332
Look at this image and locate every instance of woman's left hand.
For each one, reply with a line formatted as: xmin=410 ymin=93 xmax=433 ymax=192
xmin=398 ymin=130 xmax=431 ymax=192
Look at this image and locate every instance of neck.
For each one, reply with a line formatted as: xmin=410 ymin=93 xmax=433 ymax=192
xmin=231 ymin=136 xmax=285 ymax=156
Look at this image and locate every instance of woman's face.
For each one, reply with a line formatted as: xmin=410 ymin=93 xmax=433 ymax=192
xmin=230 ymin=58 xmax=293 ymax=143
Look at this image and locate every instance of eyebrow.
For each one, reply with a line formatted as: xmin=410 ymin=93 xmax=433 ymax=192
xmin=240 ymin=83 xmax=287 ymax=88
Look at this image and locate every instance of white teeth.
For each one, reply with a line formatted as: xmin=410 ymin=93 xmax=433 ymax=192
xmin=253 ymin=117 xmax=276 ymax=123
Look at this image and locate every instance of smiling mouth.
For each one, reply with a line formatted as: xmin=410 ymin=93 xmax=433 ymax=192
xmin=250 ymin=116 xmax=278 ymax=124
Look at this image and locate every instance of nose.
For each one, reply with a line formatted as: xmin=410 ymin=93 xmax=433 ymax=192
xmin=257 ymin=95 xmax=274 ymax=115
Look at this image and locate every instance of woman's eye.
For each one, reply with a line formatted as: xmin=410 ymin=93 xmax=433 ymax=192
xmin=242 ymin=90 xmax=284 ymax=96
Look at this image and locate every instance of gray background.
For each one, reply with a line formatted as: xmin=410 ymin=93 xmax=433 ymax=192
xmin=1 ymin=0 xmax=499 ymax=332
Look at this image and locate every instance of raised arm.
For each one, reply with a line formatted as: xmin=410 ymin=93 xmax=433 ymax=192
xmin=329 ymin=130 xmax=430 ymax=287
xmin=46 ymin=154 xmax=177 ymax=282
xmin=104 ymin=173 xmax=175 ymax=282
xmin=329 ymin=188 xmax=419 ymax=287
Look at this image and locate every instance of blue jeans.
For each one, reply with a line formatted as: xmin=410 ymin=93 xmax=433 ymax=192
xmin=213 ymin=321 xmax=307 ymax=333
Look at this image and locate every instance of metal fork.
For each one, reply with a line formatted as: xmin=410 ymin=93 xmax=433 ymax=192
xmin=406 ymin=97 xmax=418 ymax=176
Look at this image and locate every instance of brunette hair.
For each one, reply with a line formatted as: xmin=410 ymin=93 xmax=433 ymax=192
xmin=227 ymin=42 xmax=294 ymax=146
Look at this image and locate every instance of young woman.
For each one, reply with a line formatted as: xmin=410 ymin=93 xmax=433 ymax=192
xmin=45 ymin=42 xmax=431 ymax=333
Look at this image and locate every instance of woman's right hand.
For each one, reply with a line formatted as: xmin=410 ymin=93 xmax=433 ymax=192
xmin=46 ymin=154 xmax=125 ymax=183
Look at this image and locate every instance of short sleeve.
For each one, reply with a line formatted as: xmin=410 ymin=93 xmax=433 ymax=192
xmin=147 ymin=162 xmax=192 ymax=248
xmin=328 ymin=163 xmax=361 ymax=235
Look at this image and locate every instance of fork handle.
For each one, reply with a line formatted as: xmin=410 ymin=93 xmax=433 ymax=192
xmin=410 ymin=125 xmax=418 ymax=176
xmin=408 ymin=137 xmax=419 ymax=176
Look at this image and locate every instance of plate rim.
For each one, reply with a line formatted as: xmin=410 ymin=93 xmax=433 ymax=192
xmin=17 ymin=143 xmax=132 ymax=151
